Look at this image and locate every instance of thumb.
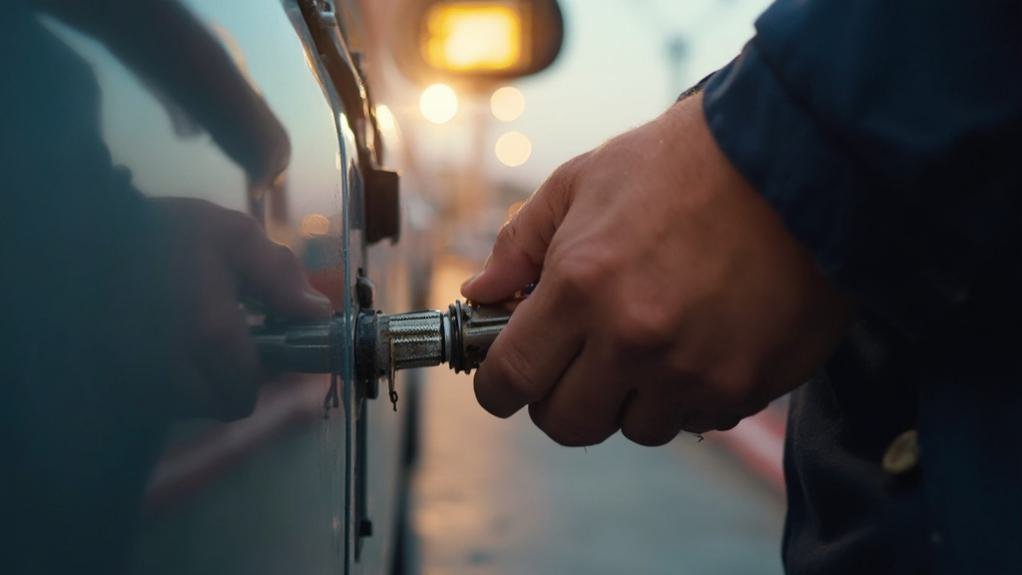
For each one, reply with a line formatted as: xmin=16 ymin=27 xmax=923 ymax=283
xmin=461 ymin=156 xmax=584 ymax=303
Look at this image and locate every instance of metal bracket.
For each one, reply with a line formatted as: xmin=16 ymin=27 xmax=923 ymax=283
xmin=364 ymin=168 xmax=400 ymax=244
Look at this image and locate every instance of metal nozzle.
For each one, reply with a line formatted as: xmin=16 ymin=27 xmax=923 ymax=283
xmin=251 ymin=300 xmax=511 ymax=381
xmin=445 ymin=300 xmax=511 ymax=374
xmin=367 ymin=301 xmax=511 ymax=378
xmin=383 ymin=310 xmax=449 ymax=371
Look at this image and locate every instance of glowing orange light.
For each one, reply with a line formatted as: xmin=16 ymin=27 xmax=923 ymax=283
xmin=422 ymin=2 xmax=528 ymax=72
xmin=300 ymin=214 xmax=331 ymax=237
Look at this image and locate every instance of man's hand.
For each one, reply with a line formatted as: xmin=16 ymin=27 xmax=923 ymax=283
xmin=462 ymin=93 xmax=850 ymax=446
xmin=153 ymin=198 xmax=331 ymax=420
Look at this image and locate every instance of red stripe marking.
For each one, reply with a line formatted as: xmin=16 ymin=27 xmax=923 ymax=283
xmin=710 ymin=404 xmax=787 ymax=493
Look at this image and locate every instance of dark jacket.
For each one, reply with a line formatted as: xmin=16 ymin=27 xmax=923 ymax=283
xmin=700 ymin=0 xmax=1022 ymax=573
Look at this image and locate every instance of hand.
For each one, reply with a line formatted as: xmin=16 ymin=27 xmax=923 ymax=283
xmin=462 ymin=93 xmax=850 ymax=446
xmin=41 ymin=0 xmax=292 ymax=189
xmin=151 ymin=198 xmax=331 ymax=420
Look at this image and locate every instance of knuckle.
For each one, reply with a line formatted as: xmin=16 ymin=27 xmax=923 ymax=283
xmin=714 ymin=416 xmax=742 ymax=431
xmin=547 ymin=160 xmax=575 ymax=187
xmin=613 ymin=305 xmax=677 ymax=351
xmin=546 ymin=153 xmax=587 ymax=192
xmin=270 ymin=242 xmax=302 ymax=273
xmin=709 ymin=365 xmax=760 ymax=408
xmin=491 ymin=223 xmax=517 ymax=268
xmin=494 ymin=216 xmax=541 ymax=270
xmin=552 ymin=253 xmax=612 ymax=301
xmin=535 ymin=183 xmax=564 ymax=220
xmin=222 ymin=209 xmax=263 ymax=246
xmin=543 ymin=426 xmax=592 ymax=448
xmin=530 ymin=405 xmax=609 ymax=447
xmin=495 ymin=218 xmax=521 ymax=253
xmin=621 ymin=422 xmax=679 ymax=447
xmin=680 ymin=419 xmax=714 ymax=434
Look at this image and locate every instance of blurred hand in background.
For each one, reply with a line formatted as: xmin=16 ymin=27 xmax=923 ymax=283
xmin=151 ymin=198 xmax=332 ymax=421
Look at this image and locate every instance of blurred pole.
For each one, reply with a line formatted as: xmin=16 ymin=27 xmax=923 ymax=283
xmin=456 ymin=94 xmax=490 ymax=228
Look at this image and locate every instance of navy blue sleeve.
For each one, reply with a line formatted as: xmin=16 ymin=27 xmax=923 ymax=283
xmin=702 ymin=0 xmax=1022 ymax=336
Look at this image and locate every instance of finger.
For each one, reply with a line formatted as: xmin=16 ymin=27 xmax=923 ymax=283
xmin=619 ymin=380 xmax=688 ymax=447
xmin=187 ymin=255 xmax=263 ymax=421
xmin=473 ymin=280 xmax=584 ymax=418
xmin=215 ymin=209 xmax=332 ymax=320
xmin=461 ymin=154 xmax=587 ymax=303
xmin=681 ymin=415 xmax=742 ymax=435
xmin=527 ymin=342 xmax=633 ymax=447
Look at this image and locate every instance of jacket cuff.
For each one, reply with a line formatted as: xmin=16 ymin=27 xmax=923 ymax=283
xmin=700 ymin=44 xmax=952 ymax=335
xmin=677 ymin=66 xmax=727 ymax=102
xmin=702 ymin=43 xmax=863 ymax=281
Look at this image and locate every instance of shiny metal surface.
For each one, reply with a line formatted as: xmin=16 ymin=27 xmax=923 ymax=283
xmin=383 ymin=311 xmax=447 ymax=370
xmin=252 ymin=301 xmax=513 ymax=382
xmin=380 ymin=302 xmax=512 ymax=375
xmin=447 ymin=300 xmax=512 ymax=374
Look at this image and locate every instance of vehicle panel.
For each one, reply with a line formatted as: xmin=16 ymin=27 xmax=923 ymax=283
xmin=43 ymin=1 xmax=416 ymax=572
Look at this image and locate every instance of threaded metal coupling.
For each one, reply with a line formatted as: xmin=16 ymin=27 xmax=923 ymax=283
xmin=380 ymin=310 xmax=448 ymax=371
xmin=253 ymin=300 xmax=511 ymax=380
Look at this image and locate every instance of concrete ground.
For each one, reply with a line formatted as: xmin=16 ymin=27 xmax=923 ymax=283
xmin=406 ymin=259 xmax=786 ymax=575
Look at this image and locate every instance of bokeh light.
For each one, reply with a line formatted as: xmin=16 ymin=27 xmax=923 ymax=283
xmin=420 ymin=83 xmax=459 ymax=124
xmin=490 ymin=86 xmax=525 ymax=122
xmin=300 ymin=213 xmax=331 ymax=237
xmin=494 ymin=131 xmax=532 ymax=167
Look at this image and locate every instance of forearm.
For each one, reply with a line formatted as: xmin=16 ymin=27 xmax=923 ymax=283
xmin=37 ymin=0 xmax=289 ymax=181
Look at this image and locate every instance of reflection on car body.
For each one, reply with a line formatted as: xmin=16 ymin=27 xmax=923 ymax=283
xmin=43 ymin=1 xmax=427 ymax=573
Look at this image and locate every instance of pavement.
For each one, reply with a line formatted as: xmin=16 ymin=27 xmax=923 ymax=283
xmin=406 ymin=259 xmax=787 ymax=575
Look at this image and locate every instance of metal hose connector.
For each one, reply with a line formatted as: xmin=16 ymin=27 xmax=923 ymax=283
xmin=380 ymin=310 xmax=448 ymax=371
xmin=253 ymin=300 xmax=511 ymax=379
